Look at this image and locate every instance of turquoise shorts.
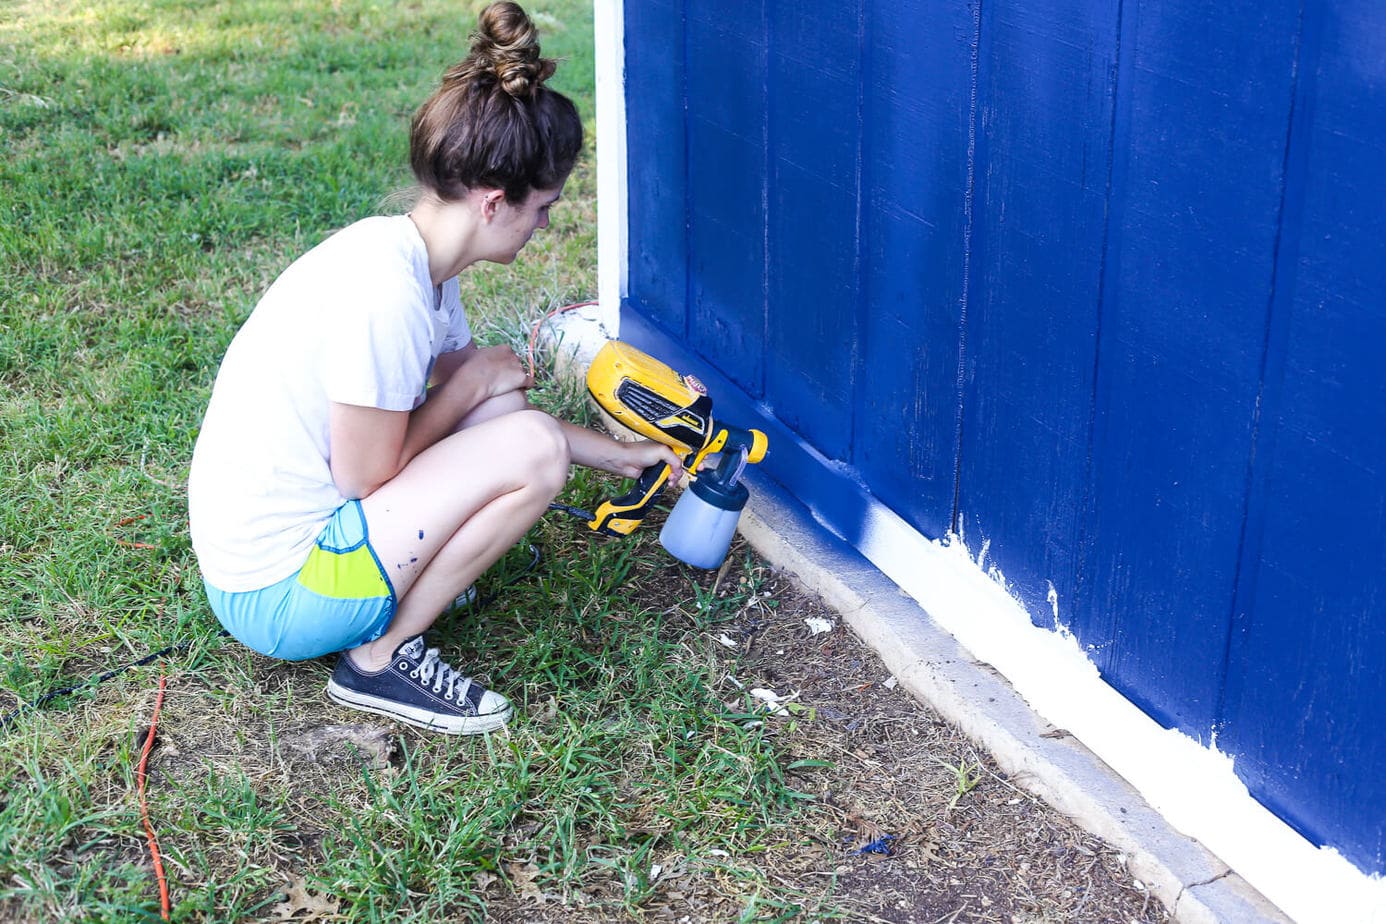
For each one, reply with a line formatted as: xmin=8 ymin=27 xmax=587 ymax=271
xmin=204 ymin=500 xmax=397 ymax=661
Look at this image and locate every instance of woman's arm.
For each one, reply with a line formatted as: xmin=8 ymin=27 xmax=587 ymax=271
xmin=559 ymin=421 xmax=684 ymax=482
xmin=329 ymin=344 xmax=532 ymax=498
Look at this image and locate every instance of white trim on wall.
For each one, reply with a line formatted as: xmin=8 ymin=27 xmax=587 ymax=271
xmin=593 ymin=0 xmax=626 ymax=337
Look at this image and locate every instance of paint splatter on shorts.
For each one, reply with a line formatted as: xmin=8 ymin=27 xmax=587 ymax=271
xmin=203 ymin=500 xmax=397 ymax=660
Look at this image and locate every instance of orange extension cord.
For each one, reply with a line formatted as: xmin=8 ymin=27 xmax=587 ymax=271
xmin=112 ymin=514 xmax=158 ymax=551
xmin=526 ymin=300 xmax=597 ymax=379
xmin=136 ymin=673 xmax=172 ymax=921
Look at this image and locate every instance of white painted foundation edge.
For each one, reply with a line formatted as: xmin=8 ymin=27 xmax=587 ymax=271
xmin=756 ymin=491 xmax=1386 ymax=924
xmin=588 ymin=2 xmax=1384 ymax=918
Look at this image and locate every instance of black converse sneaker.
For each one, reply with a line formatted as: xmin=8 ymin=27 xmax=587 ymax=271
xmin=326 ymin=636 xmax=512 ymax=735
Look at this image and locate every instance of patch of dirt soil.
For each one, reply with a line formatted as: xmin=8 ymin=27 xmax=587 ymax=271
xmin=484 ymin=541 xmax=1172 ymax=924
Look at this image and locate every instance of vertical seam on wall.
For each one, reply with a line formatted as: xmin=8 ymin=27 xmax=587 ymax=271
xmin=679 ymin=3 xmax=692 ymax=344
xmin=1080 ymin=0 xmax=1127 ymax=650
xmin=951 ymin=0 xmax=983 ymax=536
xmin=1216 ymin=0 xmax=1313 ymax=734
xmin=760 ymin=1 xmax=770 ymax=399
xmin=850 ymin=0 xmax=867 ymax=463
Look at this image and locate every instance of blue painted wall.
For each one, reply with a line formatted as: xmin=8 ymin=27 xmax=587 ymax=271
xmin=621 ymin=0 xmax=1386 ymax=874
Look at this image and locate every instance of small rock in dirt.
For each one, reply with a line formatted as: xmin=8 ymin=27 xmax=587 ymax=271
xmin=281 ymin=723 xmax=397 ymax=769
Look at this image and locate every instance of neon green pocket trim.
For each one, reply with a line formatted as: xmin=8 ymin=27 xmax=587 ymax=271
xmin=297 ymin=544 xmax=390 ymax=599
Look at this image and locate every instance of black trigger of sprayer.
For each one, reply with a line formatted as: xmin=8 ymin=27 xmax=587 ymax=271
xmin=588 ymin=461 xmax=672 ymax=536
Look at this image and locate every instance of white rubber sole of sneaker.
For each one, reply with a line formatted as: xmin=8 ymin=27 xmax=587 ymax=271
xmin=326 ymin=680 xmax=512 ymax=735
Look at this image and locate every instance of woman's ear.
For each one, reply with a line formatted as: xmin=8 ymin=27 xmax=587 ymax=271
xmin=479 ymin=189 xmax=505 ymax=222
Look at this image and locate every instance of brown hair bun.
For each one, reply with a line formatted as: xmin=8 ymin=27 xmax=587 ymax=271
xmin=443 ymin=2 xmax=557 ymax=98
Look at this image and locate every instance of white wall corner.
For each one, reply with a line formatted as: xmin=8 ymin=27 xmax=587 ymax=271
xmin=593 ymin=0 xmax=627 ymax=337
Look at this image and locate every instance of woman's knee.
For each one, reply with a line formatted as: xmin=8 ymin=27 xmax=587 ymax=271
xmin=506 ymin=409 xmax=570 ymax=490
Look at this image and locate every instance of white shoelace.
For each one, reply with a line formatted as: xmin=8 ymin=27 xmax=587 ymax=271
xmin=411 ymin=645 xmax=473 ymax=704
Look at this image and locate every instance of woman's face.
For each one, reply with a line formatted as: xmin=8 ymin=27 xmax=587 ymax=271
xmin=487 ymin=184 xmax=565 ymax=263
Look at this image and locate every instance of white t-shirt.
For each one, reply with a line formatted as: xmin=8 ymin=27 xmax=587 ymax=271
xmin=188 ymin=216 xmax=472 ymax=591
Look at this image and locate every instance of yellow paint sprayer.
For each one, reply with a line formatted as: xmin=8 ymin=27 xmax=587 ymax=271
xmin=585 ymin=341 xmax=768 ymax=568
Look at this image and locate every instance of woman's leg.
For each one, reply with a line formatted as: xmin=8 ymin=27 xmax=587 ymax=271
xmin=351 ymin=407 xmax=569 ymax=669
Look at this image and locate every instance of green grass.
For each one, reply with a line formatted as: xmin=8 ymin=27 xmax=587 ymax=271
xmin=0 ymin=2 xmax=838 ymax=921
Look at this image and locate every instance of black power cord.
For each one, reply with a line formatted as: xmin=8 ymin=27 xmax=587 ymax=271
xmin=0 ymin=640 xmax=196 ymax=731
xmin=547 ymin=501 xmax=594 ymax=522
xmin=0 ymin=510 xmax=601 ymax=731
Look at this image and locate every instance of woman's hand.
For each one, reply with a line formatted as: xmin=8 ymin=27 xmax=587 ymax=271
xmin=439 ymin=343 xmax=532 ymax=400
xmin=435 ymin=343 xmax=533 ymax=399
xmin=476 ymin=344 xmax=535 ymax=398
xmin=610 ymin=438 xmax=684 ymax=482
